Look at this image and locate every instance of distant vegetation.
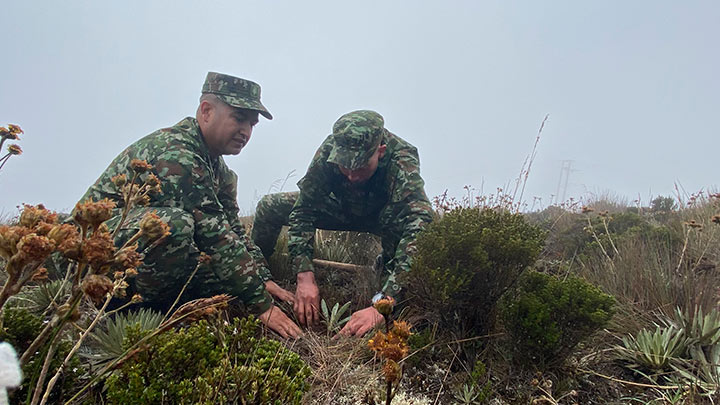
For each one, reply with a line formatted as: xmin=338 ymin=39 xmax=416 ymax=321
xmin=3 ymin=122 xmax=720 ymax=403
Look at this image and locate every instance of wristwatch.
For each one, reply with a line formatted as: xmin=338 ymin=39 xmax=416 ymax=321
xmin=371 ymin=292 xmax=385 ymax=304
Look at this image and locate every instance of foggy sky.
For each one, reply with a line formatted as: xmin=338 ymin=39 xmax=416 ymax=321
xmin=1 ymin=1 xmax=718 ymax=216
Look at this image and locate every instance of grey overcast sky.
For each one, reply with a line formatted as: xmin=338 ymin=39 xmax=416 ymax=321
xmin=1 ymin=1 xmax=718 ymax=216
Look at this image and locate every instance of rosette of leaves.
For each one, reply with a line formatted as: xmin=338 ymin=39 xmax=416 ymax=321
xmin=501 ymin=271 xmax=615 ymax=368
xmin=320 ymin=298 xmax=351 ymax=334
xmin=615 ymin=325 xmax=687 ymax=371
xmin=105 ymin=316 xmax=311 ymax=404
xmin=81 ymin=308 xmax=164 ymax=368
xmin=403 ymin=207 xmax=545 ymax=335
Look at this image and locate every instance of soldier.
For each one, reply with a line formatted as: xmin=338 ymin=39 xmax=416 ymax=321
xmin=79 ymin=72 xmax=301 ymax=338
xmin=252 ymin=110 xmax=434 ymax=336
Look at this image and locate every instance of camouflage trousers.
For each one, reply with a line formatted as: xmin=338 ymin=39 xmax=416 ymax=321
xmin=252 ymin=191 xmax=397 ymax=268
xmin=106 ymin=207 xmax=234 ymax=312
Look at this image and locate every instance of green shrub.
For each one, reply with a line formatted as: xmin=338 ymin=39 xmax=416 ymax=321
xmin=500 ymin=271 xmax=615 ymax=367
xmin=105 ymin=316 xmax=311 ymax=405
xmin=1 ymin=307 xmax=83 ymax=404
xmin=403 ymin=207 xmax=545 ymax=335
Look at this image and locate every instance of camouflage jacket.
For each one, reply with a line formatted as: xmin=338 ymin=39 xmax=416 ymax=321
xmin=80 ymin=117 xmax=273 ymax=313
xmin=288 ymin=131 xmax=433 ymax=296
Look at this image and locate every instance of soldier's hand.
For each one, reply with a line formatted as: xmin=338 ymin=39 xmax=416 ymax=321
xmin=264 ymin=280 xmax=295 ymax=304
xmin=338 ymin=306 xmax=383 ymax=337
xmin=294 ymin=271 xmax=320 ymax=327
xmin=258 ymin=305 xmax=302 ymax=339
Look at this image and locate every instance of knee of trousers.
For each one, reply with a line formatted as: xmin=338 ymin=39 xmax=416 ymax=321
xmin=254 ymin=192 xmax=298 ymax=224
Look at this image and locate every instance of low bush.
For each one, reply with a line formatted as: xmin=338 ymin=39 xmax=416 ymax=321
xmin=500 ymin=271 xmax=615 ymax=367
xmin=403 ymin=207 xmax=545 ymax=335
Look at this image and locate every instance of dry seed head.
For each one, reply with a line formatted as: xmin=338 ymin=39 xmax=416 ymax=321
xmin=125 ymin=267 xmax=138 ymax=277
xmin=581 ymin=206 xmax=594 ymax=214
xmin=47 ymin=224 xmax=79 ymax=245
xmin=82 ymin=274 xmax=114 ymax=304
xmin=0 ymin=225 xmax=31 ymax=259
xmin=82 ymin=229 xmax=116 ymax=269
xmin=133 ymin=194 xmax=151 ymax=206
xmin=7 ymin=124 xmax=23 ymax=136
xmin=74 ymin=198 xmax=116 ymax=229
xmin=16 ymin=233 xmax=55 ymax=263
xmin=19 ymin=204 xmax=57 ymax=229
xmin=57 ymin=236 xmax=82 ymax=260
xmin=113 ymin=271 xmax=124 ymax=280
xmin=111 ymin=174 xmax=127 ymax=187
xmin=113 ymin=280 xmax=129 ymax=298
xmin=139 ymin=212 xmax=170 ymax=241
xmin=131 ymin=293 xmax=143 ymax=304
xmin=114 ymin=243 xmax=143 ymax=268
xmin=7 ymin=144 xmax=22 ymax=155
xmin=169 ymin=294 xmax=231 ymax=323
xmin=130 ymin=159 xmax=153 ymax=174
xmin=145 ymin=173 xmax=160 ymax=187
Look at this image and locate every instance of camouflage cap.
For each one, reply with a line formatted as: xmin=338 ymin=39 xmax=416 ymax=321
xmin=201 ymin=72 xmax=273 ymax=120
xmin=327 ymin=110 xmax=385 ymax=170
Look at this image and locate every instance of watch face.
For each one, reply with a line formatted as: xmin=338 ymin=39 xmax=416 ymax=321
xmin=371 ymin=292 xmax=384 ymax=304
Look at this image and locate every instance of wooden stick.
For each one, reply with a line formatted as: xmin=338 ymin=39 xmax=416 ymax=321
xmin=312 ymin=259 xmax=371 ymax=272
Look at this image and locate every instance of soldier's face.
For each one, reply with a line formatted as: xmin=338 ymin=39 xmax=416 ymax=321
xmin=338 ymin=144 xmax=386 ymax=184
xmin=201 ymin=100 xmax=259 ymax=157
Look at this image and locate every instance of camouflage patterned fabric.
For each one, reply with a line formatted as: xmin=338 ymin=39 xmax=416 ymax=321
xmin=327 ymin=110 xmax=384 ymax=170
xmin=80 ymin=117 xmax=273 ymax=314
xmin=252 ymin=116 xmax=433 ymax=298
xmin=202 ymin=72 xmax=273 ymax=120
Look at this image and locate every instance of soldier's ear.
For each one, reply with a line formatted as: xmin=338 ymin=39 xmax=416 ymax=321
xmin=377 ymin=144 xmax=387 ymax=159
xmin=198 ymin=100 xmax=215 ymax=123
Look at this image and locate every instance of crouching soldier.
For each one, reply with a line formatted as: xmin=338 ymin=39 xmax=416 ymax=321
xmin=78 ymin=72 xmax=301 ymax=338
xmin=252 ymin=110 xmax=433 ymax=336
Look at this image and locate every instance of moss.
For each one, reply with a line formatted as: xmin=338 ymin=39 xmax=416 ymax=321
xmin=105 ymin=316 xmax=311 ymax=404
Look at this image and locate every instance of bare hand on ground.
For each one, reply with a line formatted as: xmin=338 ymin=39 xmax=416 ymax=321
xmin=294 ymin=271 xmax=320 ymax=327
xmin=264 ymin=280 xmax=295 ymax=303
xmin=338 ymin=306 xmax=383 ymax=337
xmin=258 ymin=305 xmax=302 ymax=339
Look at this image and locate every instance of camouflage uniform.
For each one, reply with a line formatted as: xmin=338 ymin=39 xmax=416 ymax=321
xmin=252 ymin=110 xmax=433 ymax=298
xmin=79 ymin=72 xmax=273 ymax=314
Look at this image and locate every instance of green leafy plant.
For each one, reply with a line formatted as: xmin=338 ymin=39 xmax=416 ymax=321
xmin=320 ymin=298 xmax=351 ymax=334
xmin=105 ymin=316 xmax=311 ymax=404
xmin=670 ymin=306 xmax=720 ymax=347
xmin=672 ymin=344 xmax=720 ymax=396
xmin=501 ymin=271 xmax=615 ymax=367
xmin=615 ymin=325 xmax=687 ymax=371
xmin=453 ymin=359 xmax=492 ymax=404
xmin=403 ymin=207 xmax=545 ymax=335
xmin=6 ymin=279 xmax=70 ymax=313
xmin=82 ymin=308 xmax=164 ymax=367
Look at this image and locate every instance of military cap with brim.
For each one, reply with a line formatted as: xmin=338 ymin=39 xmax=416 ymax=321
xmin=202 ymin=72 xmax=273 ymax=120
xmin=327 ymin=110 xmax=385 ymax=170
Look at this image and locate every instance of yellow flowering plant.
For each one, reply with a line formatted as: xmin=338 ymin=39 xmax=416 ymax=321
xmin=367 ymin=297 xmax=412 ymax=405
